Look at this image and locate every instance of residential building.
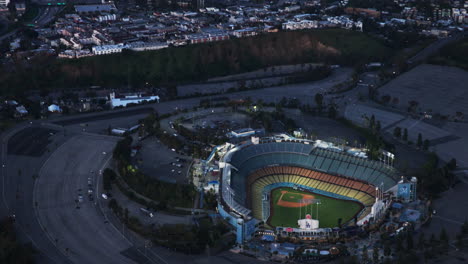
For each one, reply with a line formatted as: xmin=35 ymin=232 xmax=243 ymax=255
xmin=92 ymin=44 xmax=127 ymax=55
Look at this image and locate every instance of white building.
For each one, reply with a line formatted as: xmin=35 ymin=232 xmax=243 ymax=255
xmin=228 ymin=128 xmax=256 ymax=138
xmin=127 ymin=41 xmax=168 ymax=51
xmin=282 ymin=20 xmax=319 ymax=30
xmin=0 ymin=0 xmax=10 ymax=7
xmin=97 ymin=14 xmax=117 ymax=22
xmin=92 ymin=44 xmax=127 ymax=55
xmin=110 ymin=92 xmax=160 ymax=108
xmin=48 ymin=104 xmax=62 ymax=112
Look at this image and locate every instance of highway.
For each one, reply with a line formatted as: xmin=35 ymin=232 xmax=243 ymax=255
xmin=34 ymin=6 xmax=62 ymax=26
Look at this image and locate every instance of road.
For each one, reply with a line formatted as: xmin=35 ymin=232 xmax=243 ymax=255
xmin=34 ymin=134 xmax=140 ymax=264
xmin=34 ymin=6 xmax=62 ymax=26
xmin=0 ymin=6 xmax=61 ymax=43
xmin=0 ymin=122 xmax=71 ymax=264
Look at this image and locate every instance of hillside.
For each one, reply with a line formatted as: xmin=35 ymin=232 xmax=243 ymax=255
xmin=429 ymin=37 xmax=468 ymax=71
xmin=0 ymin=29 xmax=393 ymax=95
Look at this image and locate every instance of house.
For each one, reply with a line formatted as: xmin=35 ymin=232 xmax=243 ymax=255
xmin=48 ymin=104 xmax=62 ymax=113
xmin=15 ymin=105 xmax=28 ymax=116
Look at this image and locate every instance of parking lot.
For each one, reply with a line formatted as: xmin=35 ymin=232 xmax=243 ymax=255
xmin=136 ymin=137 xmax=191 ymax=184
xmin=378 ymin=64 xmax=468 ymax=118
xmin=8 ymin=127 xmax=58 ymax=156
xmin=181 ymin=111 xmax=250 ymax=133
xmin=283 ymin=109 xmax=365 ymax=144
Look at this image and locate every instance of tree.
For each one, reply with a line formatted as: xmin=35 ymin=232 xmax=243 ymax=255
xmin=384 ymin=242 xmax=391 ymax=257
xmin=417 ymin=133 xmax=423 ymax=148
xmin=418 ymin=232 xmax=425 ymax=250
xmin=362 ymin=246 xmax=369 ymax=264
xmin=376 ymin=121 xmax=381 ymax=131
xmin=407 ymin=233 xmax=414 ymax=250
xmin=372 ymin=246 xmax=379 ymax=264
xmin=456 ymin=234 xmax=464 ymax=249
xmin=447 ymin=158 xmax=457 ymax=170
xmin=0 ymin=217 xmax=36 ymax=263
xmin=393 ymin=127 xmax=401 ymax=138
xmin=423 ymin=139 xmax=429 ymax=150
xmin=461 ymin=220 xmax=468 ymax=235
xmin=440 ymin=228 xmax=449 ymax=249
xmin=328 ymin=105 xmax=337 ymax=119
xmin=430 ymin=233 xmax=437 ymax=247
xmin=403 ymin=128 xmax=408 ymax=141
xmin=315 ymin=93 xmax=324 ymax=108
xmin=369 ymin=114 xmax=375 ymax=129
xmin=124 ymin=208 xmax=129 ymax=223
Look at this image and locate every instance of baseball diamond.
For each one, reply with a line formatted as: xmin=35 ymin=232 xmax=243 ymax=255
xmin=269 ymin=187 xmax=363 ymax=228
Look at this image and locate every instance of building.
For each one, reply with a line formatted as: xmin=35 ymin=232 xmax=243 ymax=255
xmin=92 ymin=44 xmax=127 ymax=55
xmin=219 ymin=137 xmax=400 ymax=243
xmin=396 ymin=176 xmax=417 ymax=202
xmin=231 ymin=27 xmax=258 ymax=38
xmin=282 ymin=20 xmax=319 ymax=30
xmin=186 ymin=32 xmax=229 ymax=44
xmin=48 ymin=104 xmax=62 ymax=113
xmin=15 ymin=3 xmax=26 ymax=15
xmin=97 ymin=14 xmax=117 ymax=22
xmin=228 ymin=128 xmax=257 ymax=138
xmin=15 ymin=105 xmax=28 ymax=116
xmin=109 ymin=92 xmax=160 ymax=108
xmin=74 ymin=3 xmax=117 ymax=13
xmin=196 ymin=0 xmax=204 ymax=9
xmin=127 ymin=41 xmax=168 ymax=51
xmin=0 ymin=0 xmax=9 ymax=8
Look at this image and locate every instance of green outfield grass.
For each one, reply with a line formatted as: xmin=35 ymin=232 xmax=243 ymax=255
xmin=268 ymin=187 xmax=363 ymax=228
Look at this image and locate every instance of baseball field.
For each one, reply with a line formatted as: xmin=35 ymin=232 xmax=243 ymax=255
xmin=268 ymin=187 xmax=363 ymax=228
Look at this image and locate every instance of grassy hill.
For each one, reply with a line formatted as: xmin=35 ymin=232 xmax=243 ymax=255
xmin=429 ymin=37 xmax=468 ymax=71
xmin=0 ymin=29 xmax=393 ymax=95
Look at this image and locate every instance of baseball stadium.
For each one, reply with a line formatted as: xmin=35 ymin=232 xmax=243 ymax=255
xmin=218 ymin=136 xmax=401 ymax=243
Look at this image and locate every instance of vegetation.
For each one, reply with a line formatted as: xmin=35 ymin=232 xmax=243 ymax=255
xmin=152 ymin=218 xmax=232 ymax=254
xmin=339 ymin=117 xmax=393 ymax=160
xmin=418 ymin=153 xmax=457 ymax=197
xmin=429 ymin=37 xmax=468 ymax=71
xmin=112 ymin=136 xmax=196 ymax=207
xmin=103 ymin=168 xmax=117 ymax=191
xmin=0 ymin=217 xmax=35 ymax=264
xmin=0 ymin=29 xmax=393 ymax=95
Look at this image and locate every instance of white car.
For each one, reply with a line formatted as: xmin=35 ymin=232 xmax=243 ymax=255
xmin=101 ymin=193 xmax=108 ymax=200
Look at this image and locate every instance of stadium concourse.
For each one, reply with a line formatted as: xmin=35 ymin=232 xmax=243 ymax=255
xmin=217 ymin=135 xmax=408 ymax=243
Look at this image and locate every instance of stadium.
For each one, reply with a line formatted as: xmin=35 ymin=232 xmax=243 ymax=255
xmin=218 ymin=136 xmax=405 ymax=243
